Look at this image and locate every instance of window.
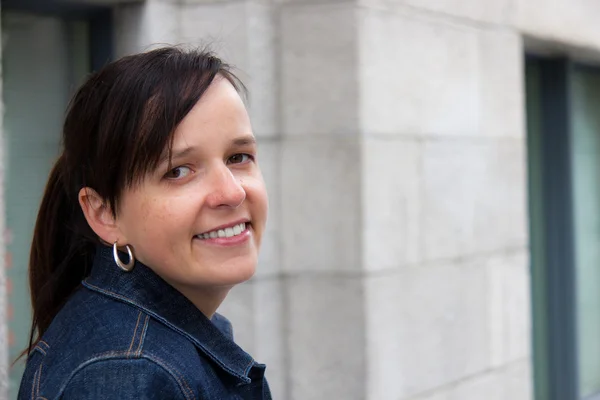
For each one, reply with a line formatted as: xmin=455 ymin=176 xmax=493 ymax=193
xmin=1 ymin=2 xmax=112 ymax=397
xmin=527 ymin=57 xmax=600 ymax=400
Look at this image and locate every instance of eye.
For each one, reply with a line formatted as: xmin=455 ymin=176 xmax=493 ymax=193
xmin=164 ymin=166 xmax=193 ymax=180
xmin=228 ymin=153 xmax=253 ymax=165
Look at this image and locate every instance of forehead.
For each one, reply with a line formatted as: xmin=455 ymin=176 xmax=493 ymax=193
xmin=171 ymin=77 xmax=251 ymax=147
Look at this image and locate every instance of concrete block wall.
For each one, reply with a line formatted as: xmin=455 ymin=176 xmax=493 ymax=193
xmin=277 ymin=3 xmax=366 ymax=399
xmin=357 ymin=2 xmax=530 ymax=399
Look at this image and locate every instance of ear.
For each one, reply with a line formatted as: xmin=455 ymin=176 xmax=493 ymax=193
xmin=78 ymin=187 xmax=125 ymax=245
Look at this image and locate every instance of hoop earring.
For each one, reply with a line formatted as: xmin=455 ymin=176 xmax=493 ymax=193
xmin=113 ymin=241 xmax=135 ymax=272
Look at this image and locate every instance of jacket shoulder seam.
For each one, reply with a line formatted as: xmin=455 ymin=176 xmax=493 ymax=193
xmin=55 ymin=353 xmax=195 ymax=400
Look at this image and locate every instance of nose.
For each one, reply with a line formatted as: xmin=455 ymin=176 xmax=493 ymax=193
xmin=205 ymin=164 xmax=246 ymax=209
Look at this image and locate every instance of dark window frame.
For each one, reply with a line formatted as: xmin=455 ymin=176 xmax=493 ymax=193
xmin=1 ymin=1 xmax=113 ymax=397
xmin=527 ymin=55 xmax=600 ymax=400
xmin=2 ymin=0 xmax=113 ymax=71
xmin=527 ymin=56 xmax=579 ymax=400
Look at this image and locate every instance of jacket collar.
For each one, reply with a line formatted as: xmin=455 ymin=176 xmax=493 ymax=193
xmin=82 ymin=245 xmax=255 ymax=383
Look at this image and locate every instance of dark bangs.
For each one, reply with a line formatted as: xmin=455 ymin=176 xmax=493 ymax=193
xmin=62 ymin=47 xmax=245 ymax=215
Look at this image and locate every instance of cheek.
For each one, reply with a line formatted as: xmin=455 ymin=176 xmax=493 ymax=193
xmin=246 ymin=178 xmax=269 ymax=227
xmin=143 ymin=197 xmax=194 ymax=236
xmin=122 ymin=195 xmax=176 ymax=242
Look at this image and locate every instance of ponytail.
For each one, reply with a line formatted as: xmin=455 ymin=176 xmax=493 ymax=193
xmin=24 ymin=155 xmax=95 ymax=358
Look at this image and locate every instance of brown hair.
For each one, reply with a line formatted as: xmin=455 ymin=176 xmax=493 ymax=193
xmin=23 ymin=47 xmax=244 ymax=358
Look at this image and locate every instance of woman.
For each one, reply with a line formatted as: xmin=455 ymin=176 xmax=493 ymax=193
xmin=17 ymin=47 xmax=271 ymax=399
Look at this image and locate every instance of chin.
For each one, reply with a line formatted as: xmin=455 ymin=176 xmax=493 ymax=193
xmin=206 ymin=261 xmax=257 ymax=287
xmin=228 ymin=265 xmax=257 ymax=285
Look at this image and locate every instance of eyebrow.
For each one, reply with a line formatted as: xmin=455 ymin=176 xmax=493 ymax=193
xmin=159 ymin=146 xmax=197 ymax=166
xmin=159 ymin=135 xmax=257 ymax=165
xmin=231 ymin=135 xmax=257 ymax=147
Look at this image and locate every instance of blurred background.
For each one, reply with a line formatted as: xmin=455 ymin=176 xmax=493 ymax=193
xmin=0 ymin=0 xmax=599 ymax=399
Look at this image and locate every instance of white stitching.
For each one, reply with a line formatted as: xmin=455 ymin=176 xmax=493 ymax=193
xmin=127 ymin=312 xmax=143 ymax=355
xmin=34 ymin=346 xmax=46 ymax=356
xmin=36 ymin=364 xmax=42 ymax=396
xmin=30 ymin=366 xmax=38 ymax=400
xmin=135 ymin=316 xmax=150 ymax=356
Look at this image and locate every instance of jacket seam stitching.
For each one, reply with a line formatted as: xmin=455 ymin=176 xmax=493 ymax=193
xmin=82 ymin=280 xmax=251 ymax=381
xmin=143 ymin=355 xmax=195 ymax=400
xmin=135 ymin=315 xmax=150 ymax=357
xmin=55 ymin=351 xmax=128 ymax=397
xmin=127 ymin=311 xmax=143 ymax=356
xmin=34 ymin=346 xmax=46 ymax=356
xmin=55 ymin=352 xmax=193 ymax=400
xmin=36 ymin=364 xmax=42 ymax=397
xmin=30 ymin=367 xmax=38 ymax=400
xmin=37 ymin=341 xmax=50 ymax=350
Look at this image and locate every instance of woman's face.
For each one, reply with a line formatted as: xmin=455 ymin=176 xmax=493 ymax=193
xmin=116 ymin=76 xmax=268 ymax=291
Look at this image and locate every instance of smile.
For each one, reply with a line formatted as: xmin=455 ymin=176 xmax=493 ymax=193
xmin=195 ymin=222 xmax=248 ymax=240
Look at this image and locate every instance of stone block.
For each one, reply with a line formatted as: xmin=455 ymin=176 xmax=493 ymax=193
xmin=245 ymin=3 xmax=277 ymax=138
xmin=358 ymin=0 xmax=516 ymax=26
xmin=362 ymin=137 xmax=421 ymax=271
xmin=409 ymin=359 xmax=532 ymax=400
xmin=113 ymin=0 xmax=180 ymax=57
xmin=182 ymin=0 xmax=269 ymax=3
xmin=478 ymin=30 xmax=525 ymax=138
xmin=359 ymin=8 xmax=524 ymax=139
xmin=488 ymin=252 xmax=531 ymax=367
xmin=256 ymin=139 xmax=281 ymax=277
xmin=180 ymin=0 xmax=277 ymax=137
xmin=280 ymin=3 xmax=360 ymax=136
xmin=275 ymin=0 xmax=353 ymax=4
xmin=421 ymin=138 xmax=527 ymax=262
xmin=516 ymin=0 xmax=600 ymax=51
xmin=412 ymin=372 xmax=501 ymax=400
xmin=503 ymin=359 xmax=533 ymax=400
xmin=358 ymin=7 xmax=480 ymax=137
xmin=179 ymin=1 xmax=246 ymax=68
xmin=286 ymin=275 xmax=365 ymax=400
xmin=365 ymin=261 xmax=489 ymax=399
xmin=280 ymin=136 xmax=361 ymax=272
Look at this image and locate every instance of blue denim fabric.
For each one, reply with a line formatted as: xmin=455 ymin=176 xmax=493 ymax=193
xmin=18 ymin=245 xmax=272 ymax=399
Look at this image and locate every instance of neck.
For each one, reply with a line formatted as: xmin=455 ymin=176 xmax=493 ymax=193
xmin=175 ymin=284 xmax=232 ymax=319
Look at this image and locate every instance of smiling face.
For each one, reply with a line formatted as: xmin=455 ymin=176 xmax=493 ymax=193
xmin=114 ymin=76 xmax=268 ymax=295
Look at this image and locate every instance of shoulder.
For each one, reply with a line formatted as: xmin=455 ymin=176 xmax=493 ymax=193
xmin=141 ymin=316 xmax=211 ymax=381
xmin=22 ymin=287 xmax=241 ymax=400
xmin=60 ymin=357 xmax=192 ymax=399
xmin=24 ymin=288 xmax=203 ymax=399
xmin=42 ymin=286 xmax=152 ymax=358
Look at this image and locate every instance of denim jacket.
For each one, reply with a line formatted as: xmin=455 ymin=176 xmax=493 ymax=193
xmin=18 ymin=245 xmax=272 ymax=399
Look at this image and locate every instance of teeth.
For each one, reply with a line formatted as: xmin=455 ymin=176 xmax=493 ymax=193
xmin=198 ymin=222 xmax=247 ymax=240
xmin=233 ymin=224 xmax=242 ymax=235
